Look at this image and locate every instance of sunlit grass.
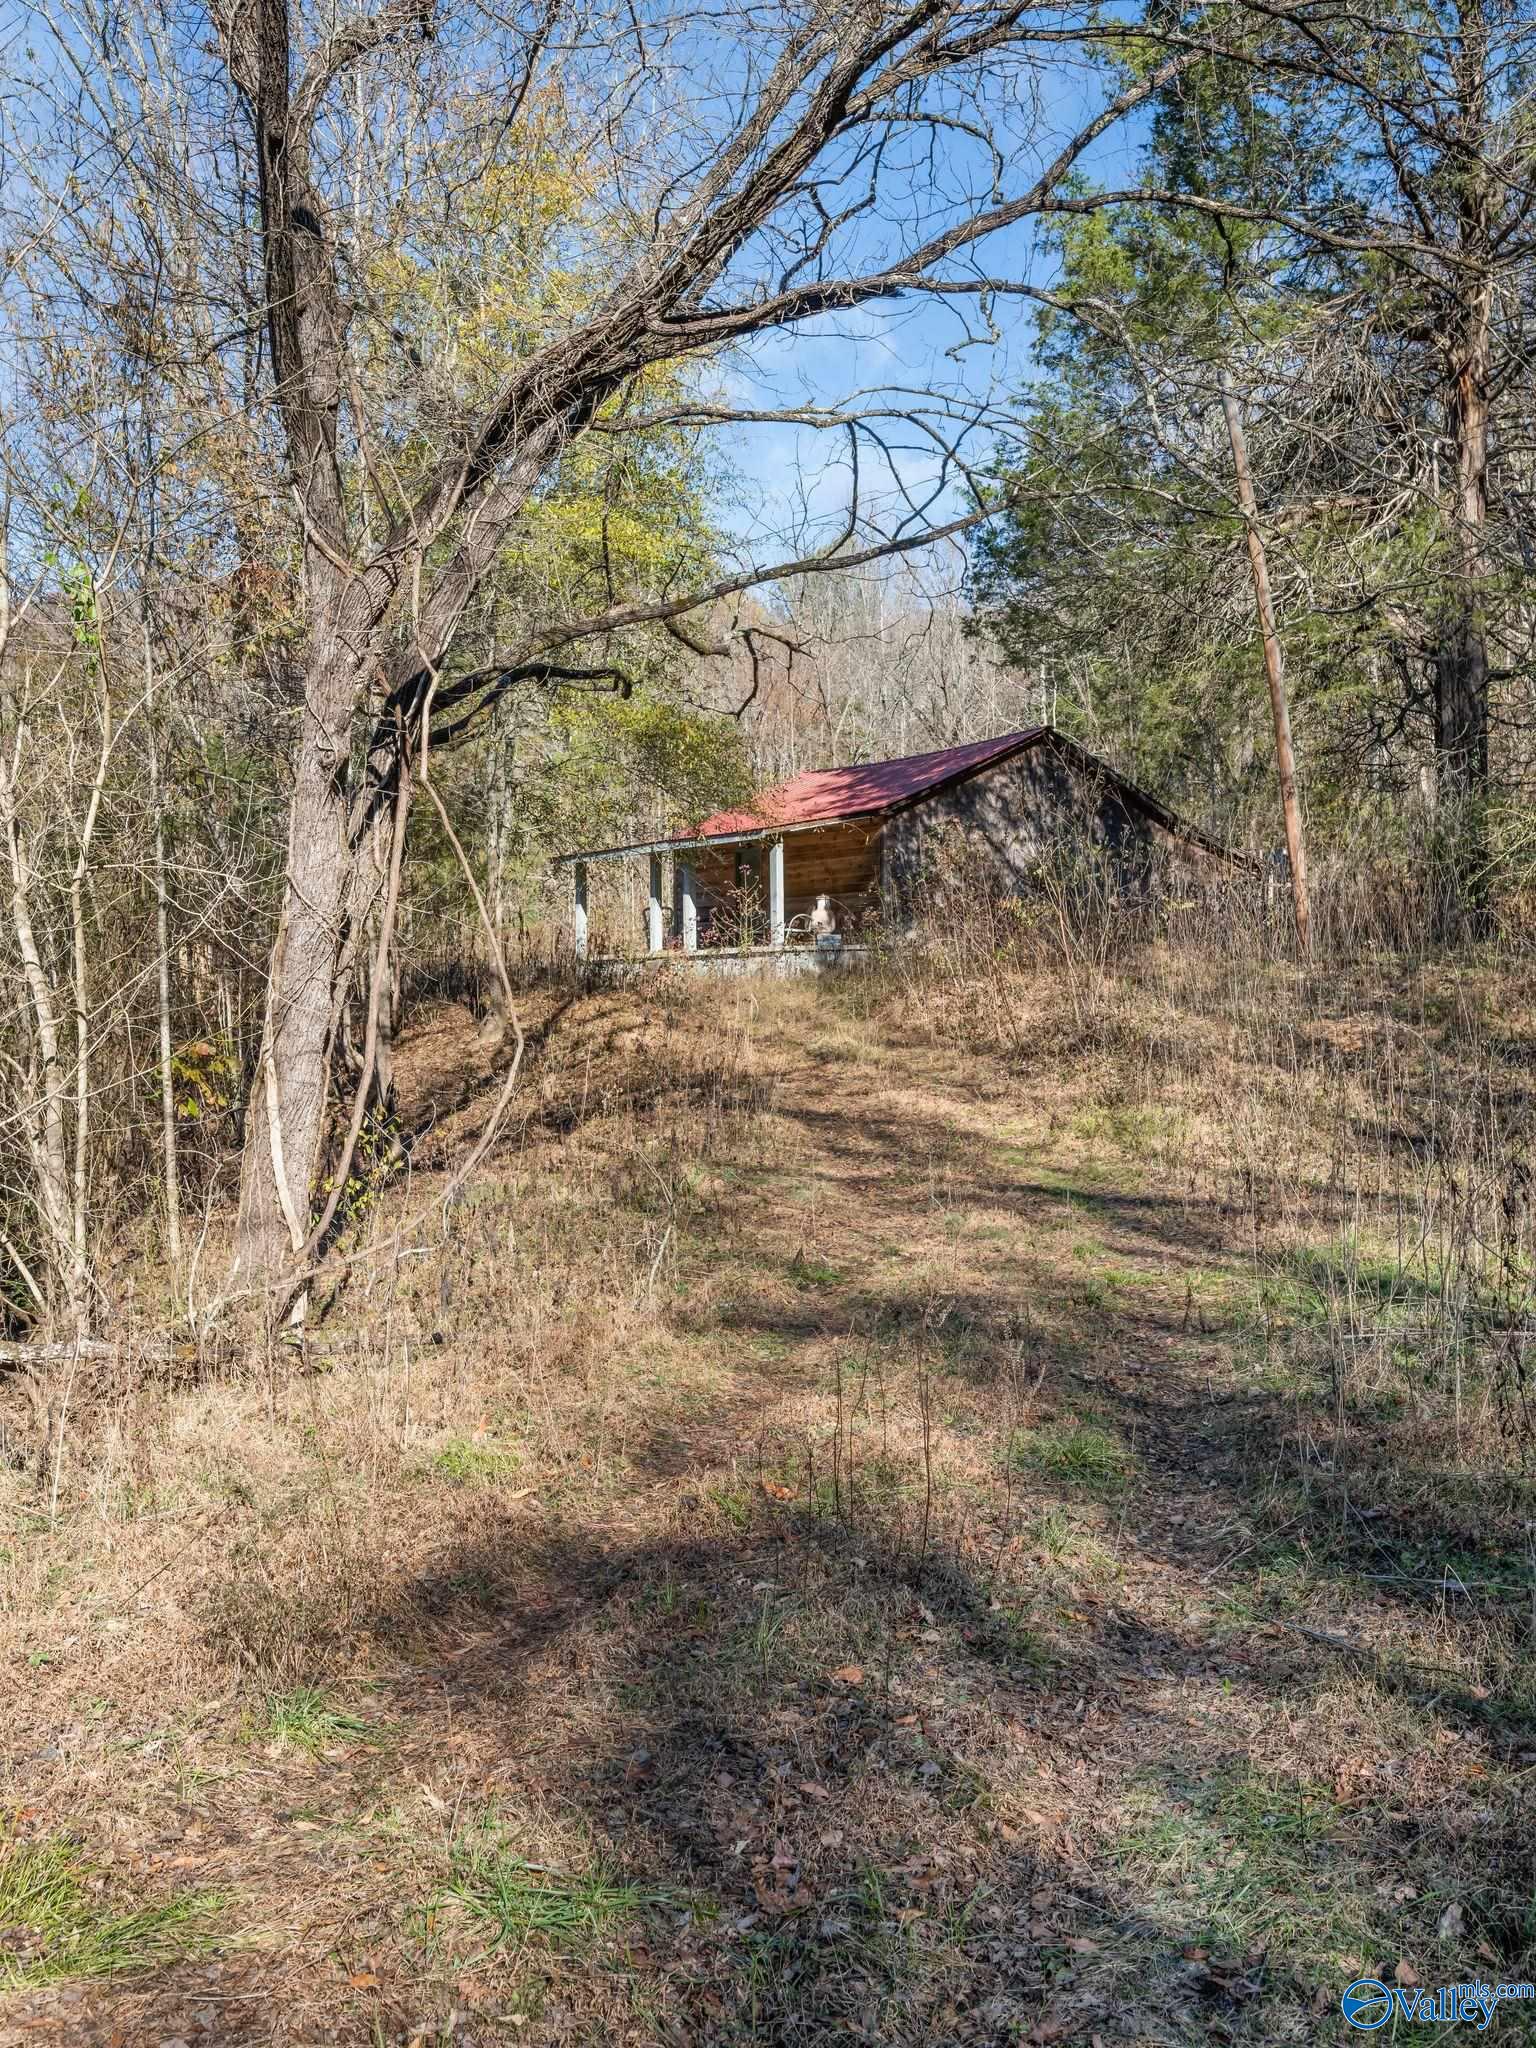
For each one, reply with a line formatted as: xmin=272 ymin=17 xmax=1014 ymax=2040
xmin=1009 ymin=1419 xmax=1135 ymax=1495
xmin=437 ymin=1819 xmax=677 ymax=1959
xmin=0 ymin=1835 xmax=226 ymax=1988
xmin=421 ymin=1436 xmax=525 ymax=1486
xmin=258 ymin=1685 xmax=377 ymax=1754
xmin=1116 ymin=1768 xmax=1376 ymax=1972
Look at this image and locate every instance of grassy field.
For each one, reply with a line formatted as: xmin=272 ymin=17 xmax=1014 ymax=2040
xmin=5 ymin=925 xmax=1536 ymax=2045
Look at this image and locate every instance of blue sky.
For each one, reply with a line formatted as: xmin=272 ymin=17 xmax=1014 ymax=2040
xmin=710 ymin=62 xmax=1155 ymax=566
xmin=0 ymin=2 xmax=1155 ymax=603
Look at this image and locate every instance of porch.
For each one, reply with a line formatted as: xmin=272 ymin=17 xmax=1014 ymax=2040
xmin=556 ymin=817 xmax=882 ymax=968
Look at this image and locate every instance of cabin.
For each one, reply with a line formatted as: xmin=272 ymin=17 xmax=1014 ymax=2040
xmin=555 ymin=726 xmax=1238 ymax=972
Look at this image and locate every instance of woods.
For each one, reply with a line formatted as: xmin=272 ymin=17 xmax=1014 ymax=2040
xmin=4 ymin=0 xmax=1208 ymax=1328
xmin=5 ymin=1 xmax=1536 ymax=2040
xmin=9 ymin=0 xmax=1533 ymax=1331
xmin=977 ymin=0 xmax=1536 ymax=869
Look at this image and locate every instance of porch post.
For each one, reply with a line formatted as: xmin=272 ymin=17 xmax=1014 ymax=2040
xmin=647 ymin=853 xmax=664 ymax=954
xmin=572 ymin=860 xmax=589 ymax=961
xmin=768 ymin=836 xmax=785 ymax=947
xmin=680 ymin=863 xmax=698 ymax=951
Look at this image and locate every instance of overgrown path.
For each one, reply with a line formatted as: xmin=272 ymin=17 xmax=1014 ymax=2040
xmin=5 ymin=978 xmax=1535 ymax=2046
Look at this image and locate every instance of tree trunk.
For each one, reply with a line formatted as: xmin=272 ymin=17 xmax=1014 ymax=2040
xmin=1434 ymin=608 xmax=1489 ymax=795
xmin=146 ymin=636 xmax=182 ymax=1271
xmin=1220 ymin=372 xmax=1312 ymax=950
xmin=1 ymin=788 xmax=78 ymax=1325
xmin=1436 ymin=0 xmax=1493 ymax=810
xmin=1436 ymin=287 xmax=1492 ymax=804
xmin=234 ymin=643 xmax=359 ymax=1284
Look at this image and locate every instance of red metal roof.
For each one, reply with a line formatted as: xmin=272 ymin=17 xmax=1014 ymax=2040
xmin=691 ymin=729 xmax=1045 ymax=837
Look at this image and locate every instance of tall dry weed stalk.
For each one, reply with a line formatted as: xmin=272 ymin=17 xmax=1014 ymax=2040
xmin=880 ymin=835 xmax=1536 ymax=1463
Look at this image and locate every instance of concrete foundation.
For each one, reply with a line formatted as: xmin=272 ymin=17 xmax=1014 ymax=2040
xmin=588 ymin=944 xmax=872 ymax=984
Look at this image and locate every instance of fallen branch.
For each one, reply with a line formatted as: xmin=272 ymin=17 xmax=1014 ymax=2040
xmin=0 ymin=1337 xmax=172 ymax=1366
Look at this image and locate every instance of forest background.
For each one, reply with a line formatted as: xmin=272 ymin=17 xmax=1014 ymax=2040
xmin=3 ymin=0 xmax=1535 ymax=1332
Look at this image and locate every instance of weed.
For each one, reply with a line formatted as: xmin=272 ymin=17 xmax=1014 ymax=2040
xmin=1009 ymin=1419 xmax=1135 ymax=1495
xmin=1071 ymin=1103 xmax=1186 ymax=1158
xmin=639 ymin=1570 xmax=681 ymax=1618
xmin=707 ymin=1483 xmax=752 ymax=1528
xmin=790 ymin=1256 xmax=843 ymax=1290
xmin=420 ymin=1436 xmax=524 ymax=1486
xmin=258 ymin=1685 xmax=376 ymax=1754
xmin=1117 ymin=1768 xmax=1376 ymax=1976
xmin=438 ymin=1821 xmax=674 ymax=1959
xmin=1030 ymin=1504 xmax=1116 ymax=1576
xmin=0 ymin=1835 xmax=225 ymax=1988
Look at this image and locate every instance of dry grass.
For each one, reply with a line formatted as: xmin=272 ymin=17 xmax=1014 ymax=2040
xmin=4 ymin=915 xmax=1536 ymax=2045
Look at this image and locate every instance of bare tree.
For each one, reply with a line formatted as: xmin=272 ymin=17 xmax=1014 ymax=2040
xmin=9 ymin=0 xmax=1225 ymax=1299
xmin=713 ymin=559 xmax=1047 ymax=781
xmin=1220 ymin=372 xmax=1311 ymax=947
xmin=0 ymin=539 xmax=132 ymax=1335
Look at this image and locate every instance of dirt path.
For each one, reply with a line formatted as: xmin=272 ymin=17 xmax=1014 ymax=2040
xmin=5 ymin=984 xmax=1533 ymax=2047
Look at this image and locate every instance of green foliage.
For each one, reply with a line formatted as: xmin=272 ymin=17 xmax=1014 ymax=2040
xmin=973 ymin=12 xmax=1533 ymax=852
xmin=1117 ymin=1768 xmax=1375 ymax=1972
xmin=170 ymin=1036 xmax=239 ymax=1122
xmin=1008 ymin=1419 xmax=1134 ymax=1495
xmin=258 ymin=1686 xmax=376 ymax=1754
xmin=59 ymin=561 xmax=101 ymax=658
xmin=317 ymin=1108 xmax=401 ymax=1232
xmin=421 ymin=1436 xmax=525 ymax=1487
xmin=418 ymin=681 xmax=751 ymax=939
xmin=0 ymin=1834 xmax=225 ymax=1987
xmin=347 ymin=98 xmax=751 ymax=931
xmin=549 ymin=689 xmax=752 ymax=840
xmin=438 ymin=1818 xmax=675 ymax=1957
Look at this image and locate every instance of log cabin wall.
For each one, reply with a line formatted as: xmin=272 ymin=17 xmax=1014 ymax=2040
xmin=881 ymin=737 xmax=1224 ymax=908
xmin=688 ymin=845 xmax=752 ymax=940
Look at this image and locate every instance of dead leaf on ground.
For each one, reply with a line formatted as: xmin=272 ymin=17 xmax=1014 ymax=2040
xmin=830 ymin=1663 xmax=864 ymax=1685
xmin=1395 ymin=1959 xmax=1420 ymax=1986
xmin=753 ymin=1838 xmax=812 ymax=1915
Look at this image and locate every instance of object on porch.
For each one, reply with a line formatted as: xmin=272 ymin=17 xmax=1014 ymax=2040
xmin=555 ymin=725 xmax=1241 ymax=971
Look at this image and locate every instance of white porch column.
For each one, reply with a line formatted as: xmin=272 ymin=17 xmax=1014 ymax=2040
xmin=767 ymin=836 xmax=785 ymax=947
xmin=647 ymin=853 xmax=664 ymax=954
xmin=572 ymin=861 xmax=589 ymax=961
xmin=680 ymin=863 xmax=698 ymax=951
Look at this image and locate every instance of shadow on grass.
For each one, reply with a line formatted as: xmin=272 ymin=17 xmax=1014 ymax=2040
xmin=146 ymin=975 xmax=1536 ymax=2043
xmin=189 ymin=1445 xmax=1536 ymax=2044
